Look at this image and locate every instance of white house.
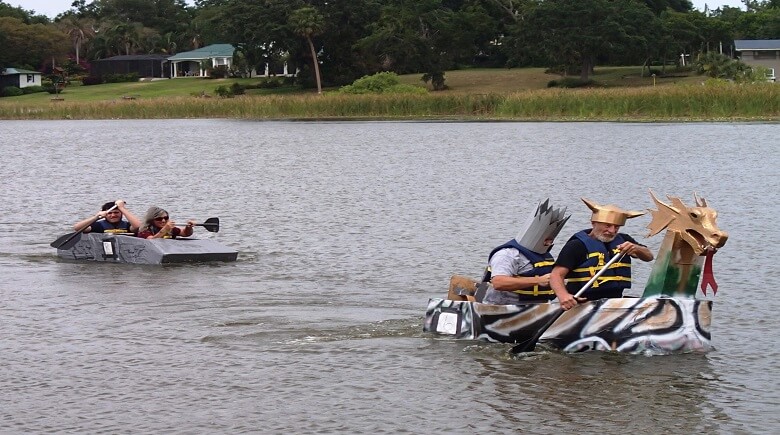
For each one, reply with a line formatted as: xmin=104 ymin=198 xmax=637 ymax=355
xmin=166 ymin=43 xmax=293 ymax=78
xmin=0 ymin=68 xmax=43 ymax=89
xmin=167 ymin=44 xmax=236 ymax=78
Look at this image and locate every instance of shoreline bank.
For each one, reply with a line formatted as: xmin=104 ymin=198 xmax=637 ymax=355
xmin=1 ymin=85 xmax=778 ymax=121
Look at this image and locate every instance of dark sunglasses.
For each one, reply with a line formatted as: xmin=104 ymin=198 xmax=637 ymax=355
xmin=154 ymin=216 xmax=170 ymax=222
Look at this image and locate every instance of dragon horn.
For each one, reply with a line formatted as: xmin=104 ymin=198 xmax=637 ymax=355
xmin=694 ymin=192 xmax=708 ymax=207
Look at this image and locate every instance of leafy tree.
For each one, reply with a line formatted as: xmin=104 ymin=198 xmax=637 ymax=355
xmin=0 ymin=16 xmax=69 ymax=69
xmin=289 ymin=6 xmax=325 ymax=93
xmin=641 ymin=0 xmax=693 ymax=15
xmin=652 ymin=9 xmax=702 ymax=71
xmin=733 ymin=6 xmax=780 ymax=38
xmin=0 ymin=28 xmax=7 ymax=71
xmin=486 ymin=0 xmax=532 ymax=22
xmin=310 ymin=0 xmax=381 ymax=86
xmin=516 ymin=0 xmax=658 ymax=80
xmin=356 ymin=0 xmax=459 ymax=89
xmin=217 ymin=0 xmax=305 ymax=79
xmin=0 ymin=1 xmax=50 ymax=24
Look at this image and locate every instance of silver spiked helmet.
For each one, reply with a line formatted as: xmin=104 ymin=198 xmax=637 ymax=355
xmin=515 ymin=199 xmax=570 ymax=254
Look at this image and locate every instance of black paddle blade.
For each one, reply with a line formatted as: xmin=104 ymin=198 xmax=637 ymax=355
xmin=199 ymin=217 xmax=219 ymax=233
xmin=510 ymin=308 xmax=565 ymax=354
xmin=50 ymin=231 xmax=83 ymax=250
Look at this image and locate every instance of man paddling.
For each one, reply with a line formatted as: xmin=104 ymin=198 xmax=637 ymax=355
xmin=72 ymin=200 xmax=142 ymax=234
xmin=550 ymin=198 xmax=653 ymax=311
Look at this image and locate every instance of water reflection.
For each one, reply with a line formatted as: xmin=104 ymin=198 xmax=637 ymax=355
xmin=468 ymin=350 xmax=731 ymax=432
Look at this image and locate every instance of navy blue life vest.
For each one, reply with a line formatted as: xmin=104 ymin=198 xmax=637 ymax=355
xmin=93 ymin=219 xmax=132 ymax=234
xmin=565 ymin=230 xmax=632 ymax=299
xmin=483 ymin=240 xmax=555 ymax=300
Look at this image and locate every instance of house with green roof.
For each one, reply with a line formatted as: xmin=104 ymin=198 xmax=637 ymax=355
xmin=167 ymin=44 xmax=236 ymax=77
xmin=0 ymin=68 xmax=43 ymax=89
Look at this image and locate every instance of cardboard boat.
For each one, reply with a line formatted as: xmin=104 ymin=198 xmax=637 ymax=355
xmin=424 ymin=296 xmax=712 ymax=354
xmin=55 ymin=232 xmax=238 ymax=264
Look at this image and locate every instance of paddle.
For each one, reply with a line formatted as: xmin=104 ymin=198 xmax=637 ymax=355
xmin=50 ymin=204 xmax=119 ymax=250
xmin=178 ymin=217 xmax=220 ymax=233
xmin=511 ymin=251 xmax=626 ymax=354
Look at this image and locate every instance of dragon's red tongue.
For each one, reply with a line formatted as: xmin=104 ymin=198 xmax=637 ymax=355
xmin=701 ymin=249 xmax=718 ymax=295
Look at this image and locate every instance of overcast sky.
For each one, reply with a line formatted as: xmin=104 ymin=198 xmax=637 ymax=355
xmin=10 ymin=0 xmax=747 ymax=20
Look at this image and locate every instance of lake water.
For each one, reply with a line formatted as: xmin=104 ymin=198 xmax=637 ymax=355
xmin=0 ymin=120 xmax=778 ymax=433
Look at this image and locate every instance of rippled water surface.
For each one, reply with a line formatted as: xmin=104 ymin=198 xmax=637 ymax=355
xmin=1 ymin=120 xmax=778 ymax=433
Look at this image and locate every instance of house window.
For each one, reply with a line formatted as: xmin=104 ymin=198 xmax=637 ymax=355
xmin=27 ymin=74 xmax=34 ymax=83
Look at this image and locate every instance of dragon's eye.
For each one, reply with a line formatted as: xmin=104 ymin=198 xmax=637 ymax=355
xmin=689 ymin=211 xmax=700 ymax=219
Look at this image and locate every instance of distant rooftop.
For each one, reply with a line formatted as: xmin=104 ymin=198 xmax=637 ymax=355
xmin=95 ymin=54 xmax=171 ymax=61
xmin=734 ymin=39 xmax=780 ymax=51
xmin=167 ymin=44 xmax=235 ymax=60
xmin=1 ymin=68 xmax=41 ymax=75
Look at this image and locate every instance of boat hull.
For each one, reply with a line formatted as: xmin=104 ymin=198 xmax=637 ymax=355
xmin=56 ymin=233 xmax=238 ymax=265
xmin=424 ymin=297 xmax=712 ymax=354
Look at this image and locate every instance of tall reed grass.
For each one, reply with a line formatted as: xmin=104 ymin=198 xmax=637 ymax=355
xmin=0 ymin=84 xmax=777 ymax=121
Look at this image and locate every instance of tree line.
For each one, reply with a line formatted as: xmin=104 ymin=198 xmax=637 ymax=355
xmin=1 ymin=0 xmax=778 ymax=88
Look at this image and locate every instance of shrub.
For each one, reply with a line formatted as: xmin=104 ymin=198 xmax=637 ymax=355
xmin=208 ymin=66 xmax=229 ymax=79
xmin=21 ymin=85 xmax=45 ymax=94
xmin=340 ymin=72 xmax=427 ymax=94
xmin=81 ymin=76 xmax=104 ymax=86
xmin=214 ymin=85 xmax=234 ymax=98
xmin=547 ymin=78 xmax=594 ymax=88
xmin=230 ymin=82 xmax=245 ymax=95
xmin=257 ymin=78 xmax=282 ymax=89
xmin=1 ymin=86 xmax=23 ymax=97
xmin=103 ymin=73 xmax=139 ymax=83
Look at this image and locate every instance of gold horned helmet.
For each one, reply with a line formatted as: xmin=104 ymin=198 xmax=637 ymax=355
xmin=582 ymin=198 xmax=645 ymax=226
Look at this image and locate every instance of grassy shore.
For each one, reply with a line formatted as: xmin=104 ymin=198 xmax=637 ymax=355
xmin=1 ymin=67 xmax=778 ymax=121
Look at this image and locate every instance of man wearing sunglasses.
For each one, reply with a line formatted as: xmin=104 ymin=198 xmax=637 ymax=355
xmin=137 ymin=206 xmax=196 ymax=239
xmin=73 ymin=200 xmax=142 ymax=234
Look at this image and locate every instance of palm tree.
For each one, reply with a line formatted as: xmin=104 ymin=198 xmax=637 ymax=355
xmin=106 ymin=23 xmax=141 ymax=55
xmin=289 ymin=7 xmax=325 ymax=94
xmin=57 ymin=15 xmax=95 ymax=64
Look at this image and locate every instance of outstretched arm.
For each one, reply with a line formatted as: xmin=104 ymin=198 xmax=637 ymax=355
xmin=180 ymin=220 xmax=195 ymax=237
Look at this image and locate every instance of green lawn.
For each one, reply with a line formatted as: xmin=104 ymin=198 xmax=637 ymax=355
xmin=2 ymin=77 xmax=273 ymax=103
xmin=0 ymin=66 xmax=703 ymax=105
xmin=398 ymin=66 xmax=702 ymax=93
xmin=4 ymin=66 xmax=771 ymax=122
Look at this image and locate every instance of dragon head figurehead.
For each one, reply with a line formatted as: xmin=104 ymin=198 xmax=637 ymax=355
xmin=646 ymin=190 xmax=728 ymax=255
